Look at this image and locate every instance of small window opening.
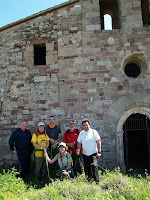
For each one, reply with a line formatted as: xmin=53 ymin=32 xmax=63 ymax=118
xmin=124 ymin=63 xmax=141 ymax=78
xmin=141 ymin=0 xmax=150 ymax=26
xmin=34 ymin=43 xmax=46 ymax=65
xmin=104 ymin=14 xmax=112 ymax=30
xmin=99 ymin=0 xmax=120 ymax=30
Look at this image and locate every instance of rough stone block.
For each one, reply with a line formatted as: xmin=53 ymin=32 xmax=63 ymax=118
xmin=46 ymin=55 xmax=55 ymax=65
xmin=86 ymin=24 xmax=101 ymax=31
xmin=34 ymin=76 xmax=47 ymax=82
xmin=46 ymin=43 xmax=54 ymax=51
xmin=58 ymin=46 xmax=77 ymax=57
xmin=26 ymin=45 xmax=33 ymax=52
xmin=23 ymin=110 xmax=29 ymax=115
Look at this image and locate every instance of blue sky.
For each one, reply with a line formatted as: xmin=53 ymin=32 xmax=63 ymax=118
xmin=0 ymin=0 xmax=69 ymax=27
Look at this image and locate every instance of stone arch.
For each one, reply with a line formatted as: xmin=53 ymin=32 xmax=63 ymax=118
xmin=104 ymin=93 xmax=150 ymax=132
xmin=116 ymin=106 xmax=150 ymax=172
xmin=99 ymin=0 xmax=120 ymax=30
xmin=104 ymin=93 xmax=150 ymax=172
xmin=117 ymin=107 xmax=150 ymax=133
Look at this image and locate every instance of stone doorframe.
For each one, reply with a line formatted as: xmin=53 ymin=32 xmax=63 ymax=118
xmin=116 ymin=106 xmax=150 ymax=172
xmin=104 ymin=93 xmax=150 ymax=172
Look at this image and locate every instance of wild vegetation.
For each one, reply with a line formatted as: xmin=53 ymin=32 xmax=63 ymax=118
xmin=0 ymin=167 xmax=150 ymax=200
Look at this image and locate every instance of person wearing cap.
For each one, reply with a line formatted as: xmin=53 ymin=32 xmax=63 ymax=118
xmin=76 ymin=119 xmax=101 ymax=183
xmin=63 ymin=120 xmax=84 ymax=175
xmin=31 ymin=122 xmax=50 ymax=178
xmin=44 ymin=142 xmax=74 ymax=178
xmin=46 ymin=116 xmax=62 ymax=158
xmin=8 ymin=121 xmax=33 ymax=178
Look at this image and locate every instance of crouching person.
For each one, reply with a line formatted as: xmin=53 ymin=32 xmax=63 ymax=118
xmin=31 ymin=122 xmax=50 ymax=178
xmin=45 ymin=142 xmax=74 ymax=179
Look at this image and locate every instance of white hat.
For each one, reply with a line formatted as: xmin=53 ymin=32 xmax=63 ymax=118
xmin=38 ymin=122 xmax=45 ymax=127
xmin=66 ymin=120 xmax=75 ymax=126
xmin=58 ymin=142 xmax=66 ymax=147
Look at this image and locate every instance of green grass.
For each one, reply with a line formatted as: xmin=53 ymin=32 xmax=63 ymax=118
xmin=0 ymin=167 xmax=150 ymax=200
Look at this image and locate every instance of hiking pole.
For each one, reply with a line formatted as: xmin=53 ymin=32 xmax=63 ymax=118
xmin=97 ymin=154 xmax=107 ymax=173
xmin=50 ymin=145 xmax=53 ymax=159
xmin=44 ymin=149 xmax=51 ymax=181
xmin=97 ymin=165 xmax=107 ymax=173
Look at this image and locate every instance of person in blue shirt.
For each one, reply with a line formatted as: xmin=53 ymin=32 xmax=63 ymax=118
xmin=46 ymin=116 xmax=62 ymax=158
xmin=9 ymin=121 xmax=33 ymax=178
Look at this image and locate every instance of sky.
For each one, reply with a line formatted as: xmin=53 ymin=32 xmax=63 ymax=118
xmin=0 ymin=0 xmax=69 ymax=28
xmin=0 ymin=0 xmax=112 ymax=30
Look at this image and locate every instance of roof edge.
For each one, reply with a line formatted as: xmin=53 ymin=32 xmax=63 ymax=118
xmin=0 ymin=0 xmax=79 ymax=32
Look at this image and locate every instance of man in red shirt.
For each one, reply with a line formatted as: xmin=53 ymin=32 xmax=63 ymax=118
xmin=63 ymin=120 xmax=84 ymax=175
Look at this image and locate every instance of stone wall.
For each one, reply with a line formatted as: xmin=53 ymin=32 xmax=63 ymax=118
xmin=0 ymin=0 xmax=82 ymax=165
xmin=0 ymin=0 xmax=150 ymax=170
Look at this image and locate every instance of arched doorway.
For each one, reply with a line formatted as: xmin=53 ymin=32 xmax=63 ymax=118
xmin=123 ymin=113 xmax=150 ymax=173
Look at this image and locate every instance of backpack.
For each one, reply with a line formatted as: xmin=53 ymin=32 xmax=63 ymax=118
xmin=66 ymin=129 xmax=79 ymax=138
xmin=45 ymin=125 xmax=60 ymax=132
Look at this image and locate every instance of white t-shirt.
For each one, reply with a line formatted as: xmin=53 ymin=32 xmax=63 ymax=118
xmin=77 ymin=128 xmax=101 ymax=156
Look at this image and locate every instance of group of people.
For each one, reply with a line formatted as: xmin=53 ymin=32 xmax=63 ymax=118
xmin=8 ymin=116 xmax=101 ymax=183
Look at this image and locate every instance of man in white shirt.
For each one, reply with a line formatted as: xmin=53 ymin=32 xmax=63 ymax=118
xmin=76 ymin=119 xmax=101 ymax=183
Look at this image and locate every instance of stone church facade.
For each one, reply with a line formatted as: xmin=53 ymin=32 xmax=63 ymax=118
xmin=0 ymin=0 xmax=150 ymax=172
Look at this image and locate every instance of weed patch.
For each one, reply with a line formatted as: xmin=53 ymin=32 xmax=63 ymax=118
xmin=0 ymin=167 xmax=150 ymax=199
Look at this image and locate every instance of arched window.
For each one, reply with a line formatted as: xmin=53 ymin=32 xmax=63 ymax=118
xmin=99 ymin=0 xmax=120 ymax=30
xmin=104 ymin=14 xmax=112 ymax=30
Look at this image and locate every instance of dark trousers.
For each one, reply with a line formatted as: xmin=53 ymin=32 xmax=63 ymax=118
xmin=83 ymin=153 xmax=99 ymax=182
xmin=34 ymin=157 xmax=46 ymax=178
xmin=17 ymin=151 xmax=31 ymax=178
xmin=49 ymin=143 xmax=59 ymax=159
xmin=72 ymin=153 xmax=84 ymax=175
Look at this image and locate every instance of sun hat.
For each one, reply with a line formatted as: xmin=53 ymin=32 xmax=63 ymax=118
xmin=38 ymin=122 xmax=45 ymax=127
xmin=66 ymin=120 xmax=75 ymax=126
xmin=58 ymin=142 xmax=66 ymax=147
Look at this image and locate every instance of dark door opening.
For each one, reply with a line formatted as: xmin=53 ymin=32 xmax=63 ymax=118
xmin=128 ymin=130 xmax=148 ymax=173
xmin=123 ymin=114 xmax=150 ymax=174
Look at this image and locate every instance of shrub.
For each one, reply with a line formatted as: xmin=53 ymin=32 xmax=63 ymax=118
xmin=1 ymin=167 xmax=150 ymax=200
